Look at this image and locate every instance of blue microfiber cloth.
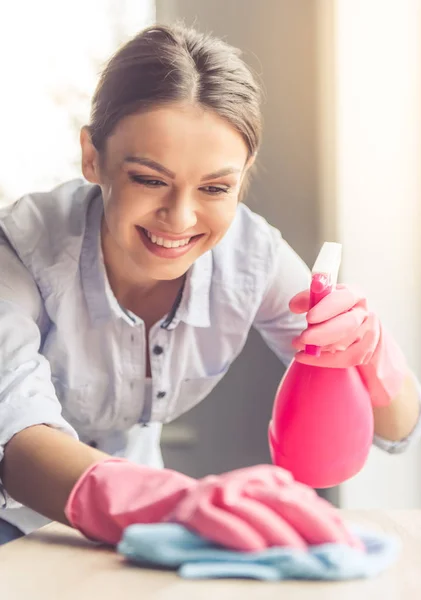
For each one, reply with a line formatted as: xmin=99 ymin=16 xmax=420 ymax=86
xmin=117 ymin=522 xmax=400 ymax=581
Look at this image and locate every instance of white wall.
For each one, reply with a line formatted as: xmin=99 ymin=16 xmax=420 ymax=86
xmin=320 ymin=0 xmax=421 ymax=508
xmin=0 ymin=0 xmax=155 ymax=204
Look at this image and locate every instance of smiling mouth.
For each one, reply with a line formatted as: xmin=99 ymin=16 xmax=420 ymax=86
xmin=142 ymin=228 xmax=193 ymax=248
xmin=136 ymin=226 xmax=204 ymax=257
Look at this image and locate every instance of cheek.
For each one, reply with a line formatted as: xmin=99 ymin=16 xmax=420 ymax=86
xmin=105 ymin=186 xmax=140 ymax=221
xmin=103 ymin=196 xmax=122 ymax=229
xmin=207 ymin=200 xmax=238 ymax=238
xmin=103 ymin=195 xmax=136 ymax=245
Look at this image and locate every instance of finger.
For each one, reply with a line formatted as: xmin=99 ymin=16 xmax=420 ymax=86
xmin=184 ymin=502 xmax=268 ymax=551
xmin=294 ymin=348 xmax=359 ymax=368
xmin=174 ymin=483 xmax=268 ymax=551
xmin=324 ymin=316 xmax=378 ymax=354
xmin=289 ymin=290 xmax=311 ymax=314
xmin=307 ymin=495 xmax=364 ymax=550
xmin=249 ymin=484 xmax=362 ymax=549
xmin=359 ymin=314 xmax=381 ymax=363
xmin=248 ymin=477 xmax=364 ymax=549
xmin=291 ymin=337 xmax=305 ymax=351
xmin=294 ymin=308 xmax=368 ymax=347
xmin=294 ymin=326 xmax=376 ymax=367
xmin=292 ymin=338 xmax=348 ymax=353
xmin=219 ymin=494 xmax=307 ymax=549
xmin=307 ymin=288 xmax=367 ymax=324
xmin=219 ymin=464 xmax=294 ymax=488
xmin=216 ymin=466 xmax=309 ymax=549
xmin=326 ymin=330 xmax=365 ymax=353
xmin=180 ymin=478 xmax=307 ymax=551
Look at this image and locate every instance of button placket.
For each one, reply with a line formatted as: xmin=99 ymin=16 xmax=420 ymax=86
xmin=148 ymin=327 xmax=169 ymax=421
xmin=123 ymin=322 xmax=145 ymax=426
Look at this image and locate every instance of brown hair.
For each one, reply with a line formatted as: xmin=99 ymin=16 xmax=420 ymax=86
xmin=89 ymin=23 xmax=262 ymax=160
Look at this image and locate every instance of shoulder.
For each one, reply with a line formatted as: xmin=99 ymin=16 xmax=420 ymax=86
xmin=222 ymin=202 xmax=278 ymax=242
xmin=211 ymin=203 xmax=310 ymax=308
xmin=0 ymin=179 xmax=97 ymax=260
xmin=212 ymin=203 xmax=286 ymax=279
xmin=0 ymin=179 xmax=93 ymax=234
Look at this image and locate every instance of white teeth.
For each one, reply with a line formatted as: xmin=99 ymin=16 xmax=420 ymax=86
xmin=145 ymin=229 xmax=191 ymax=248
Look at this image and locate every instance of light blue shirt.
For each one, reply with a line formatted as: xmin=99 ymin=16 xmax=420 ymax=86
xmin=0 ymin=179 xmax=419 ymax=532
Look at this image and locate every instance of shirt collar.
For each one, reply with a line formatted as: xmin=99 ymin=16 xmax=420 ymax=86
xmin=80 ymin=186 xmax=120 ymax=325
xmin=163 ymin=250 xmax=212 ymax=330
xmin=80 ymin=186 xmax=212 ymax=329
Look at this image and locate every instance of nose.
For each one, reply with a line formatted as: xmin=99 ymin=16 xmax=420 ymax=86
xmin=157 ymin=192 xmax=197 ymax=233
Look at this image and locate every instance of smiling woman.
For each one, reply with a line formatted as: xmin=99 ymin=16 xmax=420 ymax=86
xmin=0 ymin=22 xmax=419 ymax=551
xmin=84 ymin=104 xmax=249 ymax=291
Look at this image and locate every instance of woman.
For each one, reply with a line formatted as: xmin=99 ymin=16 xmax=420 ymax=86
xmin=0 ymin=24 xmax=419 ymax=549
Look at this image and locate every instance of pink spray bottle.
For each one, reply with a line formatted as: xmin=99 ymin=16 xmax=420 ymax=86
xmin=268 ymin=242 xmax=374 ymax=488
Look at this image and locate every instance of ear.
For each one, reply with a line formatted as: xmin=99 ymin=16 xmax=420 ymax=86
xmin=237 ymin=154 xmax=258 ymax=202
xmin=240 ymin=153 xmax=256 ymax=182
xmin=80 ymin=126 xmax=102 ymax=184
xmin=245 ymin=153 xmax=257 ymax=171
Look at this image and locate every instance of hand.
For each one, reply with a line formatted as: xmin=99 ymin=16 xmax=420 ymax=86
xmin=66 ymin=460 xmax=361 ymax=552
xmin=171 ymin=464 xmax=362 ymax=551
xmin=290 ymin=285 xmax=379 ymax=367
xmin=289 ymin=285 xmax=407 ymax=406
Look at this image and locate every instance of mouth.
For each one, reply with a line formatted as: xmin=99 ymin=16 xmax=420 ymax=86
xmin=136 ymin=226 xmax=204 ymax=259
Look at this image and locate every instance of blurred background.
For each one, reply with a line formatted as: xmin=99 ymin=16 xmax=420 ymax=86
xmin=1 ymin=0 xmax=421 ymax=509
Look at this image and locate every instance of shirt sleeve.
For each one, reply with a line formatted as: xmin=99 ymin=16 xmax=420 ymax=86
xmin=0 ymin=234 xmax=78 ymax=508
xmin=252 ymin=229 xmax=311 ymax=367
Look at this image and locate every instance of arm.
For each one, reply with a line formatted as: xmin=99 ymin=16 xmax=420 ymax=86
xmin=0 ymin=425 xmax=107 ymax=524
xmin=0 ymin=234 xmax=107 ymax=520
xmin=252 ymin=231 xmax=311 ymax=365
xmin=372 ymin=372 xmax=421 ymax=447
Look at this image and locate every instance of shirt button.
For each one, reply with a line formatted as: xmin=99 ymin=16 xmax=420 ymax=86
xmin=131 ymin=334 xmax=135 ymax=342
xmin=153 ymin=345 xmax=164 ymax=355
xmin=157 ymin=391 xmax=166 ymax=399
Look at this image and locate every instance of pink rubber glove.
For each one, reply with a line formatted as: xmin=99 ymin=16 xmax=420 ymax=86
xmin=66 ymin=460 xmax=362 ymax=552
xmin=172 ymin=465 xmax=362 ymax=551
xmin=289 ymin=284 xmax=408 ymax=406
xmin=65 ymin=458 xmax=197 ymax=545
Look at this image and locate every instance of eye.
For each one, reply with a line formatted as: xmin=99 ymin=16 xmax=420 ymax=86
xmin=200 ymin=185 xmax=230 ymax=195
xmin=129 ymin=174 xmax=167 ymax=187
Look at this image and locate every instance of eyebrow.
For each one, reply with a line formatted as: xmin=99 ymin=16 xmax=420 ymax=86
xmin=124 ymin=156 xmax=242 ymax=181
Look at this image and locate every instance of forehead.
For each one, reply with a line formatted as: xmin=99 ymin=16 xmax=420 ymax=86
xmin=105 ymin=103 xmax=249 ymax=172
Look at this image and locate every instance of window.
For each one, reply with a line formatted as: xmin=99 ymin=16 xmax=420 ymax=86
xmin=0 ymin=0 xmax=155 ymax=205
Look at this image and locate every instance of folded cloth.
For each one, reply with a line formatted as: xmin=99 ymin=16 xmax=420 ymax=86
xmin=117 ymin=522 xmax=400 ymax=581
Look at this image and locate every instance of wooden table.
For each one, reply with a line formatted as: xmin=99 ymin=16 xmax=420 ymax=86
xmin=1 ymin=510 xmax=420 ymax=599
